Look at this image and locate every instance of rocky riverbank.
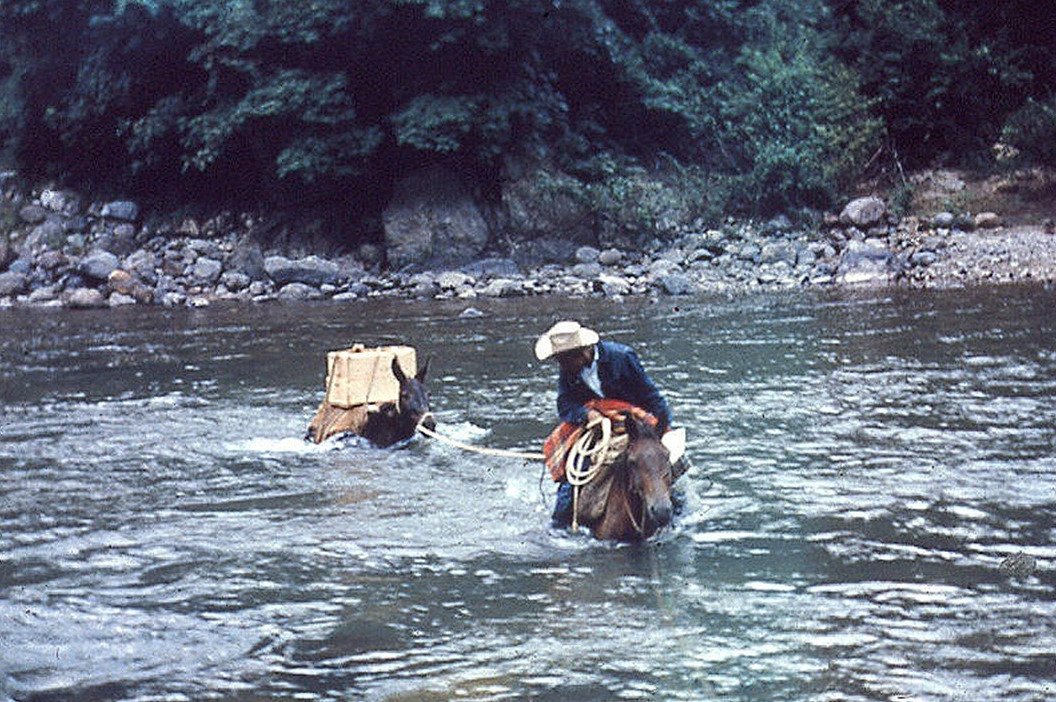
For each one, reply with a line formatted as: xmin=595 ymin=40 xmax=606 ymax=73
xmin=2 ymin=169 xmax=1055 ymax=309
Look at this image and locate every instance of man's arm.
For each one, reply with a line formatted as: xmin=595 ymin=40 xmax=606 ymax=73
xmin=622 ymin=349 xmax=672 ymax=432
xmin=556 ymin=372 xmax=590 ymax=425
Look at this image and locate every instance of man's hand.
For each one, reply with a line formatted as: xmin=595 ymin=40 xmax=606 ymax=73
xmin=585 ymin=409 xmax=604 ymax=425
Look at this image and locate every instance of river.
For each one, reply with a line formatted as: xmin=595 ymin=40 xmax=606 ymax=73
xmin=2 ymin=286 xmax=1055 ymax=701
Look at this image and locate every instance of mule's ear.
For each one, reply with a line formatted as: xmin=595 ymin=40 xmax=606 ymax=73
xmin=416 ymin=355 xmax=431 ymax=382
xmin=392 ymin=356 xmax=408 ymax=383
xmin=623 ymin=411 xmax=639 ymax=440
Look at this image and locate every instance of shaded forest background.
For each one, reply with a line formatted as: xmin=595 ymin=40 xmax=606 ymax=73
xmin=1 ymin=0 xmax=1054 ymax=245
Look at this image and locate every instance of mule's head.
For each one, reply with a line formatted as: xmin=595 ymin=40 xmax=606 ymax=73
xmin=392 ymin=356 xmax=435 ymax=432
xmin=622 ymin=413 xmax=674 ymax=534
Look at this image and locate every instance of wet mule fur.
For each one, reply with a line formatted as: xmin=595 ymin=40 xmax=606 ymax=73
xmin=307 ymin=357 xmax=435 ymax=447
xmin=587 ymin=413 xmax=675 ymax=542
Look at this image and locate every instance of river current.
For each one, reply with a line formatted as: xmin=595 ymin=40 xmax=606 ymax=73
xmin=2 ymin=286 xmax=1055 ymax=701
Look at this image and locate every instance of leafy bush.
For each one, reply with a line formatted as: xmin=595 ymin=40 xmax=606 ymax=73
xmin=2 ymin=0 xmax=1054 ymax=238
xmin=999 ymin=97 xmax=1056 ymax=166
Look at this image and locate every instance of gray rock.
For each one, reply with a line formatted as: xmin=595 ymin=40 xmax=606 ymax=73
xmin=836 ymin=239 xmax=895 ymax=284
xmin=23 ymin=220 xmax=65 ymax=252
xmin=839 ymin=197 xmax=886 ymax=228
xmin=37 ymin=250 xmax=68 ymax=271
xmin=383 ymin=165 xmax=490 ymax=269
xmin=655 ymin=272 xmax=694 ymax=295
xmin=975 ymin=212 xmax=1002 ymax=229
xmin=0 ymin=234 xmax=11 ymax=270
xmin=39 ymin=189 xmax=82 ymax=215
xmin=0 ymin=271 xmax=28 ymax=296
xmin=436 ymin=271 xmax=473 ymax=290
xmin=933 ymin=212 xmax=955 ymax=228
xmin=598 ymin=248 xmax=624 ymax=266
xmin=122 ymin=250 xmax=159 ymax=284
xmin=910 ymin=250 xmax=939 ymax=267
xmin=190 ymin=257 xmax=224 ymax=285
xmin=100 ymin=200 xmax=140 ymax=221
xmin=79 ymin=250 xmax=121 ymax=281
xmin=229 ymin=235 xmax=268 ymax=280
xmin=265 ymin=255 xmax=341 ymax=287
xmin=575 ymin=245 xmax=601 ymax=264
xmin=598 ymin=273 xmax=632 ymax=296
xmin=220 ymin=270 xmax=251 ymax=292
xmin=276 ymin=282 xmax=322 ymax=300
xmin=571 ymin=262 xmax=603 ymax=278
xmin=480 ymin=278 xmax=524 ymax=297
xmin=66 ymin=287 xmax=108 ymax=309
xmin=19 ymin=204 xmax=47 ymax=224
xmin=108 ymin=292 xmax=138 ymax=307
xmin=462 ymin=258 xmax=521 ymax=278
xmin=502 ymin=165 xmax=595 ymax=243
xmin=759 ymin=241 xmax=798 ymax=266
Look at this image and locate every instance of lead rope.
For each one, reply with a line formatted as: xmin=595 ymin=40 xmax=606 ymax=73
xmin=414 ymin=413 xmax=614 ymax=531
xmin=414 ymin=413 xmax=547 ymax=461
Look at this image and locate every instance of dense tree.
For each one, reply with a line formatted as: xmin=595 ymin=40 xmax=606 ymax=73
xmin=0 ymin=0 xmax=1052 ymax=234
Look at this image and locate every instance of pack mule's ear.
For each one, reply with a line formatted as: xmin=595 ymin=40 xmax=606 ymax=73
xmin=392 ymin=356 xmax=408 ymax=384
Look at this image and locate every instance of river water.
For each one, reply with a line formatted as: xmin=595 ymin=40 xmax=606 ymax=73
xmin=2 ymin=286 xmax=1055 ymax=702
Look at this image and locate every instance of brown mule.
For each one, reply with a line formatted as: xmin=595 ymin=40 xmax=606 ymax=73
xmin=307 ymin=357 xmax=435 ymax=447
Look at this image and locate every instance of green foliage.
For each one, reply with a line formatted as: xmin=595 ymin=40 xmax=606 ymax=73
xmin=715 ymin=38 xmax=883 ymax=212
xmin=392 ymin=94 xmax=480 ymax=153
xmin=1 ymin=0 xmax=1055 ymax=231
xmin=1000 ymin=97 xmax=1056 ymax=166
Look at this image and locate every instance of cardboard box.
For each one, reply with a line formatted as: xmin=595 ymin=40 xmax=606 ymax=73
xmin=324 ymin=345 xmax=416 ymax=408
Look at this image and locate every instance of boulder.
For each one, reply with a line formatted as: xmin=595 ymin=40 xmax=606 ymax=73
xmin=0 ymin=233 xmax=12 ymax=270
xmin=23 ymin=220 xmax=65 ymax=252
xmin=39 ymin=189 xmax=82 ymax=215
xmin=276 ymin=282 xmax=322 ymax=301
xmin=0 ymin=271 xmax=28 ymax=297
xmin=839 ymin=197 xmax=887 ymax=228
xmin=100 ymin=200 xmax=140 ymax=221
xmin=65 ymin=287 xmax=108 ymax=309
xmin=265 ymin=255 xmax=341 ymax=287
xmin=108 ymin=269 xmax=154 ymax=304
xmin=974 ymin=212 xmax=1002 ymax=229
xmin=933 ymin=212 xmax=956 ymax=228
xmin=575 ymin=245 xmax=601 ymax=263
xmin=227 ymin=235 xmax=266 ymax=278
xmin=220 ymin=270 xmax=251 ymax=292
xmin=122 ymin=249 xmax=159 ymax=284
xmin=79 ymin=250 xmax=121 ymax=281
xmin=18 ymin=204 xmax=47 ymax=225
xmin=461 ymin=257 xmax=521 ymax=278
xmin=836 ymin=239 xmax=895 ymax=284
xmin=502 ymin=165 xmax=595 ymax=244
xmin=654 ymin=272 xmax=694 ymax=295
xmin=190 ymin=257 xmax=224 ymax=285
xmin=383 ymin=165 xmax=490 ymax=270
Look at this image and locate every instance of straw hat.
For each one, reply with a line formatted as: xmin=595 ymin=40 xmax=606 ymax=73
xmin=534 ymin=320 xmax=600 ymax=361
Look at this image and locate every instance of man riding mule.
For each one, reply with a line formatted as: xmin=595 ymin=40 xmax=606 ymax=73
xmin=535 ymin=321 xmax=684 ymax=531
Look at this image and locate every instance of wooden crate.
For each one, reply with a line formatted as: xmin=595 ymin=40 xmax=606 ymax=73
xmin=324 ymin=344 xmax=416 ymax=408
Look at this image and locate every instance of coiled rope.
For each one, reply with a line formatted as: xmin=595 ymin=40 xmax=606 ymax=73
xmin=563 ymin=416 xmax=613 ymax=530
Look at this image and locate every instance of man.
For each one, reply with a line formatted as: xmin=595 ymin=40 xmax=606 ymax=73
xmin=535 ymin=320 xmax=673 ymax=526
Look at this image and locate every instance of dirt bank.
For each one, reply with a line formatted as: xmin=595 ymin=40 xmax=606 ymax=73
xmin=894 ymin=168 xmax=1056 ymax=289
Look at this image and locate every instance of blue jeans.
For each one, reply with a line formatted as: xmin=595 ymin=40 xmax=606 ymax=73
xmin=551 ymin=482 xmax=574 ymax=527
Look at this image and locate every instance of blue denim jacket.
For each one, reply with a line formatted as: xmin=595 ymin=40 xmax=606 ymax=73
xmin=556 ymin=340 xmax=672 ymax=431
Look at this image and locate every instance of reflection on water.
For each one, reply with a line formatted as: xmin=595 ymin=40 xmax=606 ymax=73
xmin=1 ymin=287 xmax=1055 ymax=701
